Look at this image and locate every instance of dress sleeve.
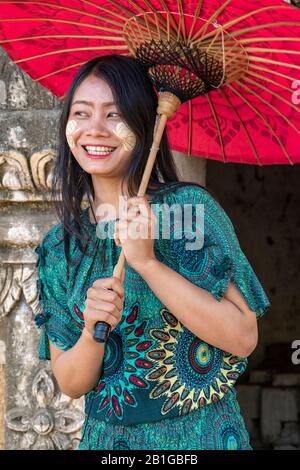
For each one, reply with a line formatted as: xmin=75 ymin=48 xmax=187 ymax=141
xmin=34 ymin=225 xmax=82 ymax=360
xmin=156 ymin=184 xmax=271 ymax=319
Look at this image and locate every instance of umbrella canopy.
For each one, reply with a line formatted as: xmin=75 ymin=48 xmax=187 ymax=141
xmin=0 ymin=0 xmax=300 ymax=164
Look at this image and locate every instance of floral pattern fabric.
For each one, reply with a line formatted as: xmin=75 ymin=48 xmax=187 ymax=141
xmin=34 ymin=184 xmax=270 ymax=449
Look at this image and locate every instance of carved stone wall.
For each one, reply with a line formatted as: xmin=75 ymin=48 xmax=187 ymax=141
xmin=0 ymin=47 xmax=85 ymax=450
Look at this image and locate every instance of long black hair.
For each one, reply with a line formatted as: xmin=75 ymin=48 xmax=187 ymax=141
xmin=51 ymin=54 xmax=211 ymax=266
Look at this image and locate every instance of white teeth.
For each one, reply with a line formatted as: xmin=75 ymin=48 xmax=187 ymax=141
xmin=85 ymin=145 xmax=115 ymax=153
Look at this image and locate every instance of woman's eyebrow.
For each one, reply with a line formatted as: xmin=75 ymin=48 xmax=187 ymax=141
xmin=71 ymin=100 xmax=116 ymax=107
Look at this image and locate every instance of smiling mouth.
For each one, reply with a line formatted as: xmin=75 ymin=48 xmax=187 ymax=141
xmin=82 ymin=145 xmax=117 ymax=157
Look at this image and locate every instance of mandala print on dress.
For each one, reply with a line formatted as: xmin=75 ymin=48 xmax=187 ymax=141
xmin=146 ymin=309 xmax=247 ymax=416
xmin=78 ymin=303 xmax=155 ymax=422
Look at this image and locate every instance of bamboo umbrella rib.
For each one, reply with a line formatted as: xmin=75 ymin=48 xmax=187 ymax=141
xmin=139 ymin=0 xmax=175 ymax=35
xmin=1 ymin=0 xmax=131 ymax=29
xmin=245 ymin=47 xmax=300 ymax=55
xmin=241 ymin=75 xmax=300 ymax=114
xmin=237 ymin=78 xmax=300 ymax=141
xmin=225 ymin=22 xmax=300 ymax=39
xmin=218 ymin=87 xmax=261 ymax=165
xmin=227 ymin=69 xmax=297 ymax=96
xmin=236 ymin=79 xmax=300 ymax=144
xmin=177 ymin=0 xmax=186 ymax=42
xmin=0 ymin=34 xmax=126 ymax=44
xmin=14 ymin=44 xmax=128 ymax=64
xmin=199 ymin=5 xmax=295 ymax=42
xmin=247 ymin=56 xmax=300 ymax=71
xmin=133 ymin=16 xmax=147 ymax=43
xmin=206 ymin=93 xmax=226 ymax=163
xmin=197 ymin=23 xmax=300 ymax=47
xmin=40 ymin=51 xmax=128 ymax=85
xmin=242 ymin=71 xmax=299 ymax=101
xmin=107 ymin=0 xmax=173 ymax=39
xmin=226 ymin=82 xmax=293 ymax=164
xmin=204 ymin=27 xmax=222 ymax=54
xmin=36 ymin=60 xmax=87 ymax=81
xmin=80 ymin=0 xmax=137 ymax=22
xmin=239 ymin=37 xmax=300 ymax=45
xmin=187 ymin=0 xmax=204 ymax=43
xmin=191 ymin=0 xmax=232 ymax=43
xmin=157 ymin=0 xmax=179 ymax=36
xmin=247 ymin=63 xmax=299 ymax=83
xmin=0 ymin=17 xmax=124 ymax=35
xmin=123 ymin=0 xmax=177 ymax=39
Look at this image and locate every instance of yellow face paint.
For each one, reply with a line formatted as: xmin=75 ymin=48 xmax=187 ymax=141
xmin=112 ymin=122 xmax=136 ymax=151
xmin=66 ymin=119 xmax=79 ymax=150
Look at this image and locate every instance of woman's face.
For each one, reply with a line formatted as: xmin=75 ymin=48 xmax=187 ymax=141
xmin=66 ymin=74 xmax=136 ymax=178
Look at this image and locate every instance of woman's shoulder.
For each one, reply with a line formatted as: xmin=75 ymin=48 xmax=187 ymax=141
xmin=40 ymin=222 xmax=64 ymax=252
xmin=35 ymin=222 xmax=66 ymax=270
xmin=151 ymin=182 xmax=220 ymax=208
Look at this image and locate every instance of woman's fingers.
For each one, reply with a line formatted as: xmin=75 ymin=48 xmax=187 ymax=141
xmin=87 ymin=289 xmax=123 ymax=312
xmin=86 ymin=298 xmax=122 ymax=318
xmin=92 ymin=277 xmax=125 ymax=298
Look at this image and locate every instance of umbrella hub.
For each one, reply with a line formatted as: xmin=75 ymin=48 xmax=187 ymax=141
xmin=123 ymin=14 xmax=249 ymax=103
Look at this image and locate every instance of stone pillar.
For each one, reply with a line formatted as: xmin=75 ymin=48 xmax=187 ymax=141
xmin=0 ymin=48 xmax=85 ymax=450
xmin=173 ymin=151 xmax=207 ymax=187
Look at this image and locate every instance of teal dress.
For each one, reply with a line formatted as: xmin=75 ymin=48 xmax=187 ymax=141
xmin=34 ymin=184 xmax=270 ymax=450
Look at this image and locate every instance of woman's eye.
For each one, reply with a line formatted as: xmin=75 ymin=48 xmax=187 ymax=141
xmin=108 ymin=112 xmax=119 ymax=118
xmin=74 ymin=111 xmax=86 ymax=116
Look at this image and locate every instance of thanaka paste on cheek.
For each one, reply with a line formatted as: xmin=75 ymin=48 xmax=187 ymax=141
xmin=66 ymin=119 xmax=80 ymax=150
xmin=112 ymin=122 xmax=136 ymax=151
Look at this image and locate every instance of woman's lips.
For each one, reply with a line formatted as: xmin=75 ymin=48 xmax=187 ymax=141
xmin=82 ymin=146 xmax=116 ymax=159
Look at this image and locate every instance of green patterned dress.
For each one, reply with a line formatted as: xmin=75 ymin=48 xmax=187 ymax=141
xmin=34 ymin=184 xmax=270 ymax=450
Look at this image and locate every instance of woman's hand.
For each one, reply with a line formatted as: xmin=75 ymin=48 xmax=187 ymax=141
xmin=83 ymin=276 xmax=125 ymax=337
xmin=114 ymin=196 xmax=157 ymax=272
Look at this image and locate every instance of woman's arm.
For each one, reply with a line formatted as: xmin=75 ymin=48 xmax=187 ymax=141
xmin=50 ymin=328 xmax=105 ymax=399
xmin=135 ymin=257 xmax=258 ymax=359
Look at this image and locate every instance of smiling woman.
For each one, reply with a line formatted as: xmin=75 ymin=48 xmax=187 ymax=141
xmin=34 ymin=54 xmax=270 ymax=451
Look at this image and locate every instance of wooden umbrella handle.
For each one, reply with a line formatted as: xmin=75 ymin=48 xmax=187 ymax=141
xmin=93 ymin=92 xmax=181 ymax=343
xmin=113 ymin=114 xmax=168 ymax=278
xmin=113 ymin=91 xmax=181 ymax=278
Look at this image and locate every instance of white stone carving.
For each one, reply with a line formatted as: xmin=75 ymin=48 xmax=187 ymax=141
xmin=5 ymin=368 xmax=85 ymax=450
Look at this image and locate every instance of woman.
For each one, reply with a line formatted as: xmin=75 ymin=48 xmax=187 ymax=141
xmin=34 ymin=54 xmax=270 ymax=450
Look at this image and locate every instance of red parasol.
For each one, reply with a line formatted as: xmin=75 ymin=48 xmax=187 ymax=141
xmin=0 ymin=0 xmax=300 ymax=165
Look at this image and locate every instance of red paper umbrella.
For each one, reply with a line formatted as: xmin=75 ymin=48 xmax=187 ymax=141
xmin=0 ymin=0 xmax=300 ymax=165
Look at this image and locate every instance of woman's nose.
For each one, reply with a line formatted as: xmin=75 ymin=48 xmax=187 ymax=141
xmin=85 ymin=126 xmax=110 ymax=137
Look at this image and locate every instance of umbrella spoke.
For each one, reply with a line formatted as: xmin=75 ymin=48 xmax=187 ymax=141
xmin=236 ymin=80 xmax=300 ymax=135
xmin=239 ymin=37 xmax=300 ymax=45
xmin=227 ymin=82 xmax=293 ymax=164
xmin=206 ymin=94 xmax=226 ymax=163
xmin=247 ymin=63 xmax=299 ymax=83
xmin=246 ymin=55 xmax=300 ymax=71
xmin=177 ymin=0 xmax=187 ymax=42
xmin=123 ymin=0 xmax=177 ymax=39
xmin=245 ymin=47 xmax=300 ymax=56
xmin=200 ymin=5 xmax=294 ymax=42
xmin=187 ymin=0 xmax=204 ymax=43
xmin=218 ymin=87 xmax=261 ymax=165
xmin=230 ymin=22 xmax=300 ymax=39
xmin=191 ymin=0 xmax=232 ymax=43
xmin=2 ymin=0 xmax=129 ymax=29
xmin=0 ymin=34 xmax=126 ymax=45
xmin=241 ymin=74 xmax=300 ymax=111
xmin=14 ymin=45 xmax=128 ymax=64
xmin=36 ymin=60 xmax=87 ymax=82
xmin=157 ymin=0 xmax=180 ymax=38
xmin=0 ymin=17 xmax=124 ymax=35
